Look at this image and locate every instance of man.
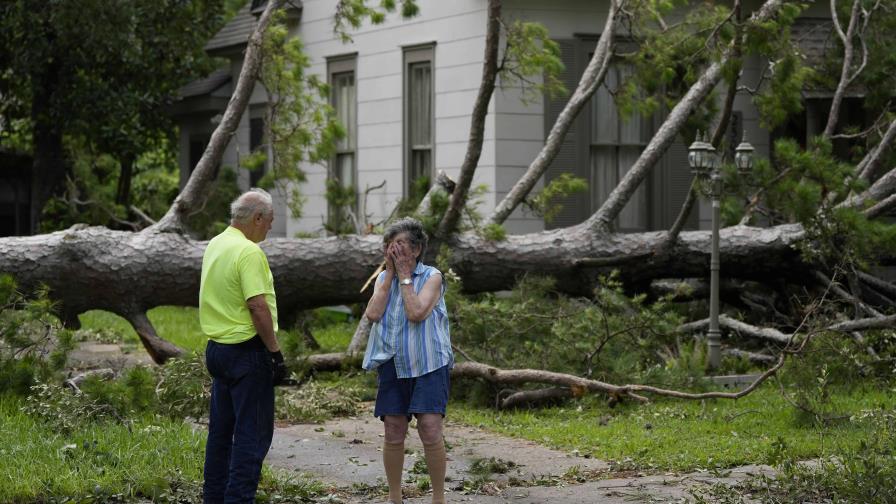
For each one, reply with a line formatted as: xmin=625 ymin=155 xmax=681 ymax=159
xmin=199 ymin=188 xmax=288 ymax=504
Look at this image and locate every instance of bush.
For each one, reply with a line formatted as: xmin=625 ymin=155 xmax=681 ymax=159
xmin=154 ymin=352 xmax=211 ymax=420
xmin=451 ymin=273 xmax=684 ymax=384
xmin=276 ymin=379 xmax=362 ymax=423
xmin=0 ymin=276 xmax=73 ymax=396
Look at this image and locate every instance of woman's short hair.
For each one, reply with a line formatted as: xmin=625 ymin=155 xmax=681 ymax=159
xmin=230 ymin=188 xmax=273 ymax=225
xmin=384 ymin=217 xmax=428 ymax=261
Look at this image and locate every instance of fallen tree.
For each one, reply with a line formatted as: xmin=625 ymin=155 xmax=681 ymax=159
xmin=3 ymin=0 xmax=896 ymax=388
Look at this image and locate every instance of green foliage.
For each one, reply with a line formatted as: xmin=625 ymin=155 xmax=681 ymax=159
xmin=324 ymin=178 xmax=358 ymax=235
xmin=480 ymin=223 xmax=507 ymax=242
xmin=184 ymin=167 xmax=242 ymax=239
xmin=524 ymin=173 xmax=588 ymax=224
xmin=0 ymin=0 xmax=225 ymax=223
xmin=259 ymin=13 xmax=344 ymax=221
xmin=39 ymin=135 xmax=182 ymax=232
xmin=451 ymin=273 xmax=683 ymax=384
xmin=723 ymin=137 xmax=896 ymax=268
xmin=333 ymin=0 xmax=420 ymax=42
xmin=754 ymin=52 xmax=814 ymax=129
xmin=500 ymin=21 xmax=566 ymax=102
xmin=276 ymin=379 xmax=363 ymax=423
xmin=618 ymin=2 xmax=733 ymax=135
xmin=154 ymin=352 xmax=212 ymax=420
xmin=696 ymin=409 xmax=896 ymax=503
xmin=0 ymin=277 xmax=72 ymax=396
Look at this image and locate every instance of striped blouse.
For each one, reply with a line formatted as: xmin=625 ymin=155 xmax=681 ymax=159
xmin=362 ymin=261 xmax=454 ymax=378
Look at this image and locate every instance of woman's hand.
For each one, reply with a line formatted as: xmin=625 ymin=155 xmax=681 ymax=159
xmin=389 ymin=242 xmax=416 ymax=279
xmin=382 ymin=242 xmax=396 ymax=274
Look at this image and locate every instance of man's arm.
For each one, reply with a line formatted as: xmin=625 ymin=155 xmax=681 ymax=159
xmin=399 ymin=274 xmax=442 ymax=322
xmin=247 ymin=294 xmax=278 ymax=352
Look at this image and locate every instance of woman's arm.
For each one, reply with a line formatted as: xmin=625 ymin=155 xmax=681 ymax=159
xmin=364 ymin=269 xmax=394 ymax=322
xmin=399 ymin=273 xmax=442 ymax=322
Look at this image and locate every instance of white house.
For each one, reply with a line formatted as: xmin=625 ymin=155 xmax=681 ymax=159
xmin=169 ymin=0 xmax=847 ymax=238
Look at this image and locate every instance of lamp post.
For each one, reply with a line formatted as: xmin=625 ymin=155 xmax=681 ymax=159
xmin=688 ymin=131 xmax=753 ymax=369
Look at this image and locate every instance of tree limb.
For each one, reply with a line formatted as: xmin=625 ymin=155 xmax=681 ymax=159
xmin=857 ymin=118 xmax=896 ymax=183
xmin=435 ymin=0 xmax=501 ymax=239
xmin=678 ymin=314 xmax=791 ymax=344
xmin=589 ymin=0 xmax=787 ymax=233
xmin=823 ymin=0 xmax=863 ymax=139
xmin=150 ymin=0 xmax=286 ymax=234
xmin=487 ymin=0 xmax=622 ymax=226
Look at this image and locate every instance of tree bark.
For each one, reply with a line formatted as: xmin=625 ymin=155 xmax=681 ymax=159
xmin=823 ymin=0 xmax=862 ymax=139
xmin=150 ymin=0 xmax=286 ymax=234
xmin=857 ymin=118 xmax=896 ymax=183
xmin=487 ymin=0 xmax=621 ymax=226
xmin=0 ymin=222 xmax=809 ymax=358
xmin=435 ymin=0 xmax=501 ymax=239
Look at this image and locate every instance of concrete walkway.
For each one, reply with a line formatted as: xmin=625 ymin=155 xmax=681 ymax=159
xmin=266 ymin=410 xmax=771 ymax=503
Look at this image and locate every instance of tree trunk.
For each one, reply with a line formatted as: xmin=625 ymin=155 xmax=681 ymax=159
xmin=435 ymin=0 xmax=501 ymax=239
xmin=590 ymin=0 xmax=785 ymax=232
xmin=487 ymin=0 xmax=621 ymax=226
xmin=116 ymin=155 xmax=135 ymax=207
xmin=0 ymin=223 xmax=809 ymax=356
xmin=150 ymin=0 xmax=285 ymax=234
xmin=30 ymin=64 xmax=67 ymax=232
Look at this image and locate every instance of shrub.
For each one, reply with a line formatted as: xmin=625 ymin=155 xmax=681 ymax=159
xmin=0 ymin=276 xmax=73 ymax=396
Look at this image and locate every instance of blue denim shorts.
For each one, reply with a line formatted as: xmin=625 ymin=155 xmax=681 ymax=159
xmin=374 ymin=358 xmax=450 ymax=420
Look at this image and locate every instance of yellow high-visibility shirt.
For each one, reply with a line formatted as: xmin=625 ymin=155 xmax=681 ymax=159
xmin=199 ymin=226 xmax=278 ymax=343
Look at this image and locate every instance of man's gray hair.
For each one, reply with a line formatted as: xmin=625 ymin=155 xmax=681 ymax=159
xmin=383 ymin=217 xmax=428 ymax=262
xmin=230 ymin=188 xmax=274 ymax=224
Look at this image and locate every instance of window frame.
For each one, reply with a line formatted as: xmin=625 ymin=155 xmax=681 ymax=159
xmin=327 ymin=53 xmax=358 ymax=225
xmin=402 ymin=43 xmax=436 ymax=197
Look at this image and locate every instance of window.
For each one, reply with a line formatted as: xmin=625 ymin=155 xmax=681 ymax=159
xmin=543 ymin=38 xmax=693 ymax=232
xmin=590 ymin=64 xmax=652 ymax=231
xmin=328 ymin=54 xmax=357 ymax=231
xmin=404 ymin=44 xmax=434 ymax=196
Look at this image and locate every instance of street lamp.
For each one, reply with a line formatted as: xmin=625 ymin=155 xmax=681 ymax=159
xmin=688 ymin=130 xmax=753 ymax=369
xmin=735 ymin=133 xmax=755 ymax=175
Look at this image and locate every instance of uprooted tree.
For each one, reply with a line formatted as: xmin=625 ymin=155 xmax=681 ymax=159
xmin=3 ymin=0 xmax=896 ymax=403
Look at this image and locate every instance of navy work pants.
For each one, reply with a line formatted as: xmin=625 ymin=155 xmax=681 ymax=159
xmin=203 ymin=337 xmax=274 ymax=504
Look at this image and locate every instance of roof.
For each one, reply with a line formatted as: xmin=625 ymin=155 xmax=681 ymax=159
xmin=205 ymin=3 xmax=256 ymax=54
xmin=177 ymin=67 xmax=232 ymax=99
xmin=791 ymin=18 xmax=835 ymax=68
xmin=204 ymin=1 xmax=302 ymax=54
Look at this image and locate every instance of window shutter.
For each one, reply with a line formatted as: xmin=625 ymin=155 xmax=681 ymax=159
xmin=544 ymin=40 xmax=589 ymax=229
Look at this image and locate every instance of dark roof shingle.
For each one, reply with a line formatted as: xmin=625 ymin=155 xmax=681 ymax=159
xmin=205 ymin=3 xmax=256 ymax=54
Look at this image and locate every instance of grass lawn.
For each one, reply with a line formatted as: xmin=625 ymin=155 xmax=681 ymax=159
xmin=0 ymin=395 xmax=327 ymax=503
xmin=79 ymin=306 xmax=206 ymax=352
xmin=78 ymin=306 xmax=357 ymax=354
xmin=451 ymin=383 xmax=894 ymax=472
xmin=0 ymin=394 xmax=205 ymax=501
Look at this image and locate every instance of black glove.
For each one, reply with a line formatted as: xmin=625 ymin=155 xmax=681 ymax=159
xmin=270 ymin=350 xmax=289 ymax=385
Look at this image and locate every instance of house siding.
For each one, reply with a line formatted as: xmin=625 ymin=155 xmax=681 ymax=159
xmin=172 ymin=0 xmax=834 ymax=237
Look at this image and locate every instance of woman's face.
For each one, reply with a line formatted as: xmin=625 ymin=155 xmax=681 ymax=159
xmin=387 ymin=232 xmax=420 ymax=260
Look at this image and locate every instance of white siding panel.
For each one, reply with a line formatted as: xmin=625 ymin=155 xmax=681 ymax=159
xmin=357 ymin=122 xmax=402 ymax=148
xmin=357 ymin=74 xmax=401 ymax=102
xmin=358 ymin=99 xmax=402 ymax=126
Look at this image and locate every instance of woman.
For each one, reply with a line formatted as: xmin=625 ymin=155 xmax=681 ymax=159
xmin=363 ymin=217 xmax=453 ymax=504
